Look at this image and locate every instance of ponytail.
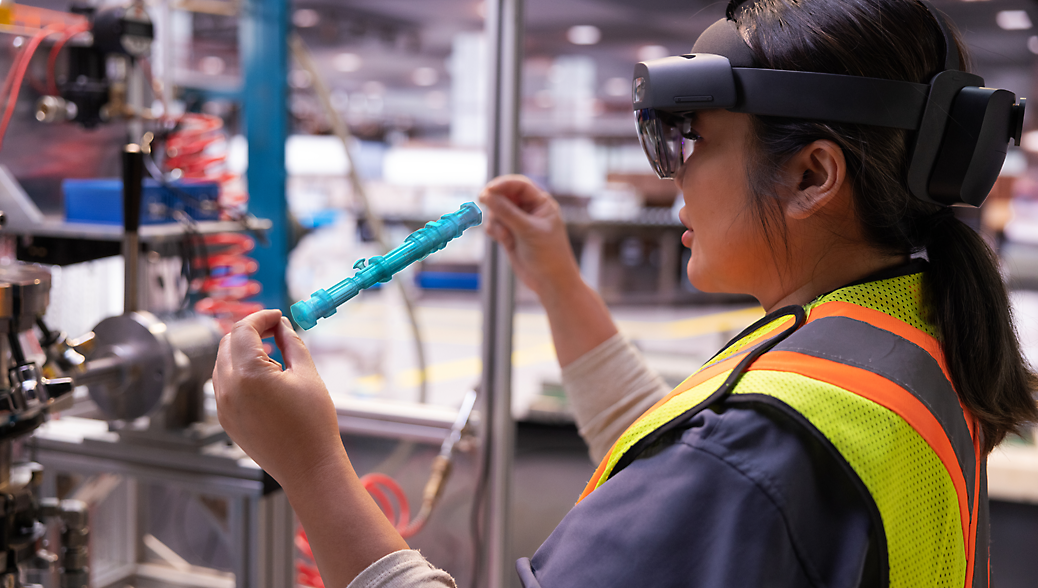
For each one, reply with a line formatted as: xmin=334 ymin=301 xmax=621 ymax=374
xmin=925 ymin=215 xmax=1038 ymax=452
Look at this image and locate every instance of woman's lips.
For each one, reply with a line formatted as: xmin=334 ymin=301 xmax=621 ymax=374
xmin=681 ymin=229 xmax=693 ymax=248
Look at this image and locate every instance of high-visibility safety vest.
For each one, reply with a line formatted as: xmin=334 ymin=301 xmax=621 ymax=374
xmin=579 ymin=271 xmax=988 ymax=588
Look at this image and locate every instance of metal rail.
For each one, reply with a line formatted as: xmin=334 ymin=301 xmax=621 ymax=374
xmin=481 ymin=0 xmax=523 ymax=585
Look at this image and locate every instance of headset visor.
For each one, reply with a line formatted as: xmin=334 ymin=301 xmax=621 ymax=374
xmin=636 ymin=108 xmax=694 ymax=179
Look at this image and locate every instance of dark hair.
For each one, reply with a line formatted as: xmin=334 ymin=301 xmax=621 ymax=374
xmin=729 ymin=0 xmax=1038 ymax=453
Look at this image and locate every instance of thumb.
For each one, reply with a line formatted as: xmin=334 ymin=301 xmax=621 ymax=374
xmin=274 ymin=316 xmax=317 ymax=374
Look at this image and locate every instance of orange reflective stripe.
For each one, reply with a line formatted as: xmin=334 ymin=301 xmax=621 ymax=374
xmin=809 ymin=301 xmax=976 ymax=441
xmin=577 ymin=353 xmax=746 ymax=503
xmin=748 ymin=351 xmax=971 ymax=548
xmin=964 ymin=421 xmax=984 ymax=588
xmin=578 ymin=454 xmax=610 ymax=503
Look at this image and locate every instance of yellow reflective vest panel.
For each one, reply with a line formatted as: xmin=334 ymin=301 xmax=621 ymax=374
xmin=580 ymin=271 xmax=988 ymax=588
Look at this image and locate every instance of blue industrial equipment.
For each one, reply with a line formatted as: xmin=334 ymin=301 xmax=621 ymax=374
xmin=242 ymin=0 xmax=290 ymax=315
xmin=291 ymin=202 xmax=483 ymax=330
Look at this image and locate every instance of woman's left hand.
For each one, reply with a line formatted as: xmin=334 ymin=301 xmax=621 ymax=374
xmin=212 ymin=309 xmax=344 ymax=486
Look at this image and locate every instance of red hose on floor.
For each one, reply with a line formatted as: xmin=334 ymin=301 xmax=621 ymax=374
xmin=296 ymin=472 xmax=421 ymax=587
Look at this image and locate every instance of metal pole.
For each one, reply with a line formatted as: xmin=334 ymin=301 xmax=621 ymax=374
xmin=481 ymin=0 xmax=523 ymax=585
xmin=122 ymin=144 xmax=143 ymax=314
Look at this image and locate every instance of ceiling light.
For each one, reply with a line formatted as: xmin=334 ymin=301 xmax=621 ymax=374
xmin=603 ymin=77 xmax=629 ymax=97
xmin=412 ymin=67 xmax=439 ymax=87
xmin=567 ymin=25 xmax=601 ymax=46
xmin=637 ymin=45 xmax=670 ymax=62
xmin=997 ymin=10 xmax=1032 ymax=31
xmin=333 ymin=53 xmax=363 ymax=73
xmin=292 ymin=8 xmax=320 ymax=28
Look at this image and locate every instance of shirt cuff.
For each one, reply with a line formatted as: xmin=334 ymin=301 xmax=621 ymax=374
xmin=347 ymin=550 xmax=457 ymax=588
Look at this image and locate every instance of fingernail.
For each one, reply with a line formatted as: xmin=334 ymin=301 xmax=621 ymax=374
xmin=281 ymin=317 xmax=292 ymax=329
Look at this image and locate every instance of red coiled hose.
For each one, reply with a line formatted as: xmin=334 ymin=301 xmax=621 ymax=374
xmin=164 ymin=114 xmax=259 ymax=328
xmin=296 ymin=473 xmax=421 ymax=588
xmin=192 ymin=233 xmax=263 ymax=328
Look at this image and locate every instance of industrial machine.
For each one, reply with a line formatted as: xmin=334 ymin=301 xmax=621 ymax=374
xmin=33 ymin=0 xmax=155 ymax=128
xmin=0 ymin=211 xmax=237 ymax=588
xmin=0 ymin=243 xmax=88 ymax=588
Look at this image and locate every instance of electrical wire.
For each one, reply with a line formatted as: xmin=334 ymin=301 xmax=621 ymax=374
xmin=46 ymin=21 xmax=89 ymax=96
xmin=0 ymin=23 xmax=63 ymax=152
xmin=289 ymin=34 xmax=431 ymax=405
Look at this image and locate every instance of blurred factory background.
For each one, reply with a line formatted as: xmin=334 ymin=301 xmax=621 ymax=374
xmin=0 ymin=0 xmax=1033 ymax=587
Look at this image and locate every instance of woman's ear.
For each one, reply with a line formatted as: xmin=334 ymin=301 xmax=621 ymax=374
xmin=784 ymin=140 xmax=847 ymax=220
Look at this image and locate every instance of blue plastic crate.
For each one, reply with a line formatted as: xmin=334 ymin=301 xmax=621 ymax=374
xmin=416 ymin=271 xmax=480 ymax=291
xmin=63 ymin=178 xmax=221 ymax=225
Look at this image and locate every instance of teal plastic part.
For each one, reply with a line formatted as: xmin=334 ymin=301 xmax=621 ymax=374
xmin=290 ymin=202 xmax=483 ymax=330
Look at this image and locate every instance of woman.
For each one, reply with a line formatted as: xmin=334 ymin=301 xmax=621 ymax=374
xmin=213 ymin=0 xmax=1037 ymax=586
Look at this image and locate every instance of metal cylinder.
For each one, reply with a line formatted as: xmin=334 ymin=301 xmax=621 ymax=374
xmin=79 ymin=312 xmax=222 ymax=424
xmin=0 ymin=263 xmax=51 ymax=336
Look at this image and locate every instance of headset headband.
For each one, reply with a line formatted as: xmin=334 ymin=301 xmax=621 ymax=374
xmin=632 ymin=3 xmax=1026 ymax=207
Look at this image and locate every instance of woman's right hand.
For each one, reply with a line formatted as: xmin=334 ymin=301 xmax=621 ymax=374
xmin=479 ymin=174 xmax=583 ymax=298
xmin=212 ymin=309 xmax=344 ymax=486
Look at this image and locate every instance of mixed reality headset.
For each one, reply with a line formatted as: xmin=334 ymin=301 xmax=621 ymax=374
xmin=633 ymin=3 xmax=1026 ymax=207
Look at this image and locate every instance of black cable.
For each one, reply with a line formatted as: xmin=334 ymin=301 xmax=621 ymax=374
xmin=140 ymin=144 xmax=217 ymax=312
xmin=7 ymin=331 xmax=25 ymax=365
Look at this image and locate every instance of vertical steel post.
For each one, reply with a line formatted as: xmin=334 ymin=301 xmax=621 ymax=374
xmin=481 ymin=0 xmax=523 ymax=586
xmin=240 ymin=0 xmax=289 ymax=312
xmin=122 ymin=144 xmax=143 ymax=314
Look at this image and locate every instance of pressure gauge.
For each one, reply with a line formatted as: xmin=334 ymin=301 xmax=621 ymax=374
xmin=92 ymin=4 xmax=154 ymax=58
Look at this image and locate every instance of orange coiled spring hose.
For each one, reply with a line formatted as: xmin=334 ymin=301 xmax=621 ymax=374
xmin=165 ymin=114 xmax=259 ymax=327
xmin=192 ymin=233 xmax=263 ymax=329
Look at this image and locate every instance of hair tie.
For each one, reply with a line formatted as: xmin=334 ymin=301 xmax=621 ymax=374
xmin=929 ymin=207 xmax=957 ymax=226
xmin=921 ymin=207 xmax=956 ymax=244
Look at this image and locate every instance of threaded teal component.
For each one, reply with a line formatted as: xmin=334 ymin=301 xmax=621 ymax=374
xmin=291 ymin=202 xmax=483 ymax=330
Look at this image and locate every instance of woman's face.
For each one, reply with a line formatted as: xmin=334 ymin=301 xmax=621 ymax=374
xmin=673 ymin=109 xmax=779 ymax=299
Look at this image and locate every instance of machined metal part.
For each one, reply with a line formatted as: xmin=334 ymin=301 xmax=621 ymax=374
xmin=77 ymin=312 xmax=222 ymax=424
xmin=0 ymin=263 xmax=50 ymax=335
xmin=59 ymin=499 xmax=89 ymax=588
xmin=34 ymin=96 xmax=78 ymax=124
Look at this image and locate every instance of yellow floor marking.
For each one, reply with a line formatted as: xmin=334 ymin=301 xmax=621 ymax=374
xmin=348 ymin=307 xmax=762 ymax=391
xmin=355 ymin=342 xmax=557 ymax=389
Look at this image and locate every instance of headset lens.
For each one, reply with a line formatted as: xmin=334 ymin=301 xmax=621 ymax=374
xmin=635 ymin=108 xmax=690 ymax=179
